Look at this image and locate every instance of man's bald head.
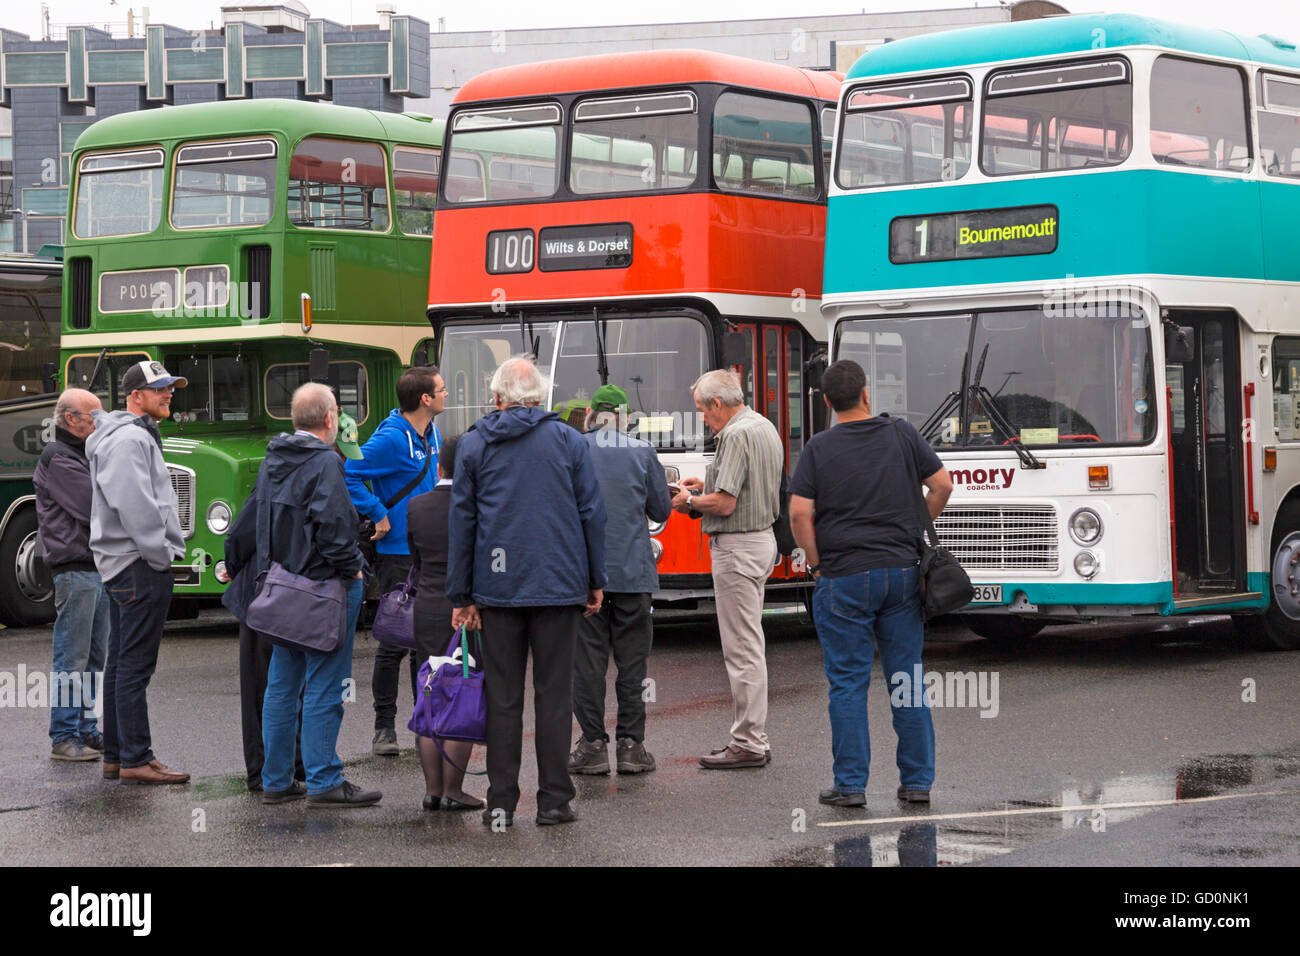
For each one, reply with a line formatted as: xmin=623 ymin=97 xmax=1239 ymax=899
xmin=55 ymin=388 xmax=102 ymax=440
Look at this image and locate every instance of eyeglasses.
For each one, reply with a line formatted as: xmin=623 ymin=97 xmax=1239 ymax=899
xmin=429 ymin=387 xmax=449 ymax=397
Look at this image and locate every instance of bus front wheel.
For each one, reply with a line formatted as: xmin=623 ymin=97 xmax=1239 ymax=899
xmin=1236 ymin=504 xmax=1300 ymax=651
xmin=0 ymin=506 xmax=56 ymax=627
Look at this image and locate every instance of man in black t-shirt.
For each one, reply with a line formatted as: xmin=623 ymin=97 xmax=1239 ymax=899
xmin=789 ymin=359 xmax=952 ymax=809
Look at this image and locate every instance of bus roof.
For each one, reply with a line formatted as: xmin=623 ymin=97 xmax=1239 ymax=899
xmin=454 ymin=49 xmax=843 ymax=104
xmin=845 ymin=13 xmax=1300 ymax=79
xmin=72 ymin=98 xmax=444 ymax=154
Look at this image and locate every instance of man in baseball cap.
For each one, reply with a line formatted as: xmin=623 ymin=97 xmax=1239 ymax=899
xmin=590 ymin=384 xmax=629 ymax=414
xmin=84 ymin=357 xmax=190 ymax=785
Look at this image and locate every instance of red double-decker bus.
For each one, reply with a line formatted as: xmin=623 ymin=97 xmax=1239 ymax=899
xmin=427 ymin=49 xmax=841 ymax=607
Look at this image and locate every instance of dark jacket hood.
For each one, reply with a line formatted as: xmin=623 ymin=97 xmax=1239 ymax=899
xmin=473 ymin=405 xmax=559 ymax=445
xmin=264 ymin=432 xmax=336 ymax=481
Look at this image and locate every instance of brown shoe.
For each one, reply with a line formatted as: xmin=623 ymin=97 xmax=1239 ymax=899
xmin=102 ymin=762 xmax=120 ymax=780
xmin=699 ymin=744 xmax=767 ymax=769
xmin=120 ymin=760 xmax=190 ymax=786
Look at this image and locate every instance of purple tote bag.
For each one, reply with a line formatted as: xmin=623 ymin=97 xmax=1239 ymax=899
xmin=372 ymin=566 xmax=416 ymax=649
xmin=408 ymin=627 xmax=486 ymax=744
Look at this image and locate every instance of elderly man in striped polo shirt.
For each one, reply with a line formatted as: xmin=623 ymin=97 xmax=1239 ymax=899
xmin=672 ymin=369 xmax=784 ymax=769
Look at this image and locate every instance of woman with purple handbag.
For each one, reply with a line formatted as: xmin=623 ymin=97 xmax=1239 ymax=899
xmin=405 ymin=435 xmax=484 ymax=812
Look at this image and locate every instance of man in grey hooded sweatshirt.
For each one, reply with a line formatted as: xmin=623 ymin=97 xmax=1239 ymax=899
xmin=87 ymin=360 xmax=189 ymax=785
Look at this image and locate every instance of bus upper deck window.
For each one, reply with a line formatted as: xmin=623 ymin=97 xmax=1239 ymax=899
xmin=393 ymin=147 xmax=440 ymax=235
xmin=837 ymin=76 xmax=972 ymax=189
xmin=1258 ymin=73 xmax=1300 ymax=179
xmin=570 ymin=91 xmax=698 ymax=194
xmin=288 ymin=138 xmax=390 ymax=231
xmin=445 ymin=103 xmax=561 ymax=204
xmin=1150 ymin=56 xmax=1250 ymax=173
xmin=172 ymin=138 xmax=277 ymax=230
xmin=712 ymin=92 xmax=818 ymax=200
xmin=73 ymin=148 xmax=165 ymax=238
xmin=981 ymin=59 xmax=1132 ymax=177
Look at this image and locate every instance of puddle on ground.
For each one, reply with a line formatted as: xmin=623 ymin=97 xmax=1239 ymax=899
xmin=775 ymin=749 xmax=1300 ymax=866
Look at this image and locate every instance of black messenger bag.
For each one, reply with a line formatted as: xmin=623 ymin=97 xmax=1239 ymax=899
xmin=888 ymin=417 xmax=973 ymax=620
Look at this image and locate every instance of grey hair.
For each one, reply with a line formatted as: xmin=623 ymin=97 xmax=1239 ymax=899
xmin=54 ymin=388 xmax=98 ymax=428
xmin=585 ymin=409 xmax=619 ymax=431
xmin=692 ymin=369 xmax=744 ymax=408
xmin=490 ymin=355 xmax=549 ymax=406
xmin=291 ymin=382 xmax=335 ymax=431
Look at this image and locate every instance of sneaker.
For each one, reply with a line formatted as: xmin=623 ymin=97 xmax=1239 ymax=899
xmin=372 ymin=727 xmax=399 ymax=757
xmin=897 ymin=787 xmax=931 ymax=804
xmin=307 ymin=780 xmax=382 ymax=808
xmin=568 ymin=737 xmax=610 ymax=775
xmin=51 ymin=739 xmax=100 ymax=762
xmin=79 ymin=732 xmax=105 ymax=753
xmin=615 ymin=737 xmax=656 ymax=774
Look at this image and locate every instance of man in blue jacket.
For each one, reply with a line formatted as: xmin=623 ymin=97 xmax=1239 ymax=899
xmin=568 ymin=385 xmax=671 ymax=776
xmin=448 ymin=356 xmax=606 ymax=828
xmin=345 ymin=366 xmax=443 ymax=755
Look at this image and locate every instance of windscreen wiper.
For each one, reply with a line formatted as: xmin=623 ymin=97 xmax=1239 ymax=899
xmin=965 ymin=343 xmax=1044 ymax=470
xmin=592 ymin=307 xmax=610 ymax=386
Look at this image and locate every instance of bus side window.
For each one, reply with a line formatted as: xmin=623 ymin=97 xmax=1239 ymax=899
xmin=712 ymin=92 xmax=818 ymax=200
xmin=1150 ymin=57 xmax=1251 ymax=172
xmin=1258 ymin=73 xmax=1300 ymax=180
xmin=1272 ymin=337 xmax=1300 ymax=441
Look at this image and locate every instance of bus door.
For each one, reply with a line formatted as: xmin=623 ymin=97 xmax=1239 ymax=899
xmin=730 ymin=322 xmax=806 ymax=472
xmin=1167 ymin=311 xmax=1246 ymax=595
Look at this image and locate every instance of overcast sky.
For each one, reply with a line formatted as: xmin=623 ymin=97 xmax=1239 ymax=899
xmin=9 ymin=1 xmax=1300 ymax=48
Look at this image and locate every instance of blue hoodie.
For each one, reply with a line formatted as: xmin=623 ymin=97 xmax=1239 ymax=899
xmin=344 ymin=408 xmax=439 ymax=556
xmin=447 ymin=406 xmax=607 ymax=608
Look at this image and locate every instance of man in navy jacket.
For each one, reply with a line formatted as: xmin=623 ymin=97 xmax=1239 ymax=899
xmin=448 ymin=356 xmax=606 ymax=827
xmin=345 ymin=366 xmax=443 ymax=755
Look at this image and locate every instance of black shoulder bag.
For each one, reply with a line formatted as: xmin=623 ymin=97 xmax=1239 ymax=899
xmin=888 ymin=417 xmax=973 ymax=620
xmin=357 ymin=438 xmax=433 ymax=565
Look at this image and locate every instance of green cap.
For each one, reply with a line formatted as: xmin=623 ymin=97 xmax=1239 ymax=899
xmin=336 ymin=411 xmax=363 ymax=459
xmin=591 ymin=384 xmax=629 ymax=412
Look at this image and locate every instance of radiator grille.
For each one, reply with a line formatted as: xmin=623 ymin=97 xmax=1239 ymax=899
xmin=934 ymin=505 xmax=1058 ymax=571
xmin=168 ymin=465 xmax=195 ymax=539
xmin=71 ymin=258 xmax=92 ymax=329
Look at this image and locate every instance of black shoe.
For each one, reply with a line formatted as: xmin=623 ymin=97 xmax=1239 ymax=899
xmin=897 ymin=787 xmax=931 ymax=804
xmin=246 ymin=780 xmax=263 ymax=793
xmin=819 ymin=788 xmax=866 ymax=807
xmin=441 ymin=795 xmax=485 ymax=811
xmin=372 ymin=728 xmax=399 ymax=756
xmin=262 ymin=781 xmax=308 ymax=805
xmin=422 ymin=794 xmax=440 ymax=812
xmin=481 ymin=807 xmax=514 ymax=828
xmin=536 ymin=803 xmax=578 ymax=826
xmin=307 ymin=780 xmax=382 ymax=808
xmin=615 ymin=737 xmax=656 ymax=774
xmin=568 ymin=736 xmax=610 ymax=775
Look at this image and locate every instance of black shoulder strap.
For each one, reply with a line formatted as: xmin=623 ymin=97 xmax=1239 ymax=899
xmin=254 ymin=469 xmax=273 ymax=573
xmin=382 ymin=434 xmax=432 ymax=510
xmin=888 ymin=417 xmax=940 ymax=549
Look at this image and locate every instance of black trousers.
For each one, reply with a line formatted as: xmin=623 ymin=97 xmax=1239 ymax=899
xmin=479 ymin=605 xmax=580 ymax=814
xmin=572 ymin=592 xmax=653 ymax=743
xmin=371 ymin=553 xmax=418 ymax=730
xmin=238 ymin=622 xmax=304 ymax=788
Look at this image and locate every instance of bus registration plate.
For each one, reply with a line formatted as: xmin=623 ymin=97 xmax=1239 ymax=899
xmin=969 ymin=585 xmax=1002 ymax=604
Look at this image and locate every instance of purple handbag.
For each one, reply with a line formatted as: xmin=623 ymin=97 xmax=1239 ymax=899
xmin=244 ymin=478 xmax=346 ymax=653
xmin=408 ymin=627 xmax=487 ymax=749
xmin=372 ymin=567 xmax=416 ymax=649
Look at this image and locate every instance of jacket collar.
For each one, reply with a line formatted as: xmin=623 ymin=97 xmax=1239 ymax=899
xmin=54 ymin=426 xmax=87 ymax=456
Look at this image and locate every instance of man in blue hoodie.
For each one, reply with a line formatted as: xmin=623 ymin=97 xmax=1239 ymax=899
xmin=345 ymin=366 xmax=442 ymax=755
xmin=448 ymin=355 xmax=606 ymax=828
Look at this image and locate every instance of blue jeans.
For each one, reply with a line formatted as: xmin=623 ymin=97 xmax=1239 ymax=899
xmin=262 ymin=576 xmax=364 ymax=795
xmin=49 ymin=570 xmax=109 ymax=743
xmin=812 ymin=565 xmax=934 ymax=793
xmin=104 ymin=560 xmax=174 ymax=767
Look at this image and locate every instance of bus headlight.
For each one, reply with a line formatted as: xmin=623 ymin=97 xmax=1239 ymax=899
xmin=651 ymin=538 xmax=664 ymax=562
xmin=1073 ymin=550 xmax=1100 ymax=579
xmin=206 ymin=500 xmax=233 ymax=535
xmin=1069 ymin=508 xmax=1103 ymax=546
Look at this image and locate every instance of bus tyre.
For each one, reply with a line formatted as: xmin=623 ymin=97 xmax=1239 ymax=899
xmin=964 ymin=616 xmax=1045 ymax=643
xmin=1238 ymin=504 xmax=1300 ymax=651
xmin=0 ymin=506 xmax=55 ymax=627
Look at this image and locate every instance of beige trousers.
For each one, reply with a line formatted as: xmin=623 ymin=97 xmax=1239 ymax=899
xmin=709 ymin=529 xmax=777 ymax=754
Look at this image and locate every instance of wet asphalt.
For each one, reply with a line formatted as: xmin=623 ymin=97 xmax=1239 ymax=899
xmin=1 ymin=607 xmax=1297 ymax=867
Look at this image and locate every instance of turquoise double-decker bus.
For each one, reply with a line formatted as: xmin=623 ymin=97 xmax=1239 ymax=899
xmin=823 ymin=14 xmax=1300 ymax=648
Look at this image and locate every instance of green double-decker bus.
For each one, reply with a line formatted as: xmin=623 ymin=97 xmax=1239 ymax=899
xmin=60 ymin=98 xmax=443 ymax=610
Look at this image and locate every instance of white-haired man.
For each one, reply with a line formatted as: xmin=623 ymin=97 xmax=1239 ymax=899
xmin=448 ymin=356 xmax=607 ymax=827
xmin=34 ymin=388 xmax=108 ymax=762
xmin=672 ymin=369 xmax=783 ymax=769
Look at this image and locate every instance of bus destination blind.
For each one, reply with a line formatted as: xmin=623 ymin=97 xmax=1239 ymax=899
xmin=889 ymin=205 xmax=1058 ymax=264
xmin=538 ymin=223 xmax=633 ymax=272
